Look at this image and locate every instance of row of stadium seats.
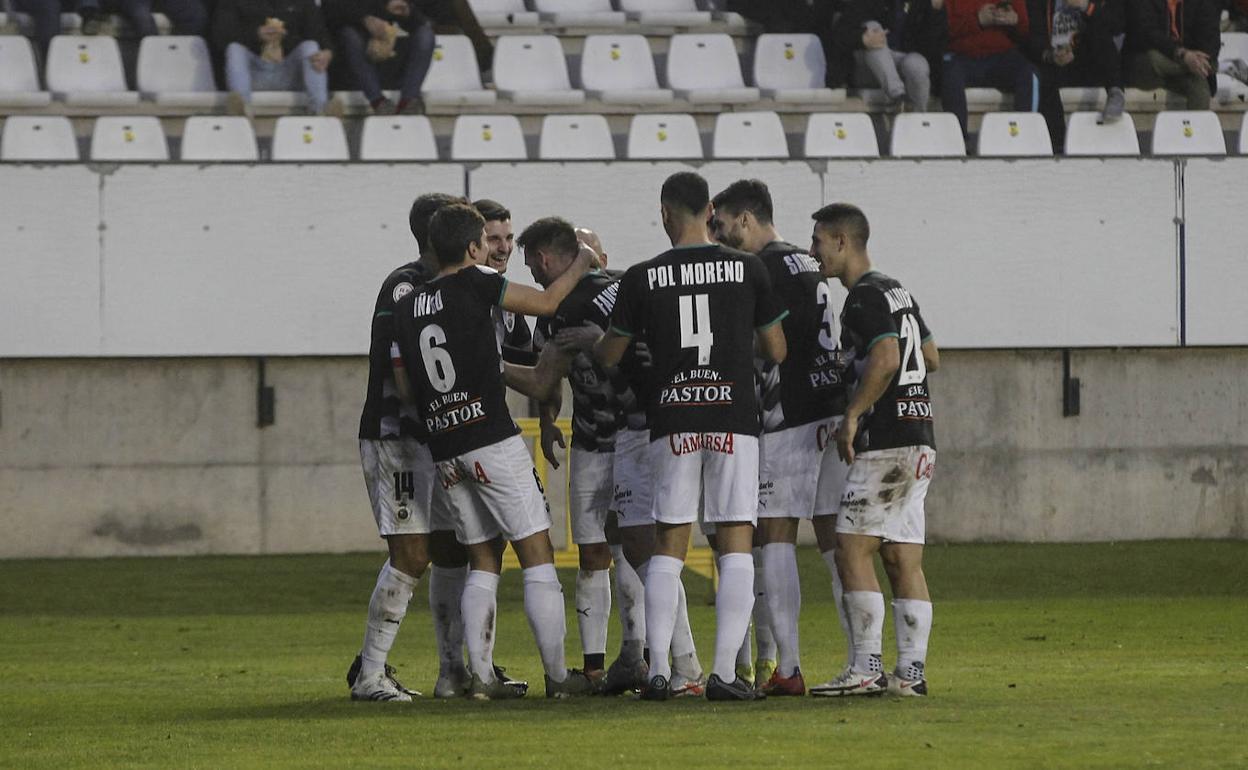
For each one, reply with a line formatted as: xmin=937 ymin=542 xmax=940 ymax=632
xmin=3 ymin=110 xmax=1242 ymax=161
xmin=467 ymin=0 xmax=746 ymax=28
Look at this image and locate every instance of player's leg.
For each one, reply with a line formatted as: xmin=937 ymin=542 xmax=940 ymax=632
xmin=603 ymin=512 xmax=647 ymax=692
xmin=757 ymin=516 xmax=801 ymax=693
xmin=644 ymin=520 xmax=693 ymax=698
xmin=881 ymin=446 xmax=934 ymax=696
xmin=428 ymin=525 xmax=470 ymax=697
xmin=569 ymin=447 xmax=614 ymax=677
xmin=750 ymin=531 xmax=778 ymax=686
xmin=812 ymin=416 xmax=854 ymax=673
xmin=812 ymin=516 xmax=853 ymax=671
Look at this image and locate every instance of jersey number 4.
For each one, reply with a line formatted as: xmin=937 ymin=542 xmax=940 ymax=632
xmin=898 ymin=314 xmax=927 ymax=386
xmin=419 ymin=324 xmax=457 ymax=393
xmin=679 ymin=294 xmax=713 ymax=365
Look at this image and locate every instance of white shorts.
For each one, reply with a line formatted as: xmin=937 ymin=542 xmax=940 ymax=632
xmin=650 ymin=432 xmax=759 ymax=526
xmin=570 ymin=447 xmax=613 ymax=545
xmin=837 ymin=446 xmax=935 ymax=544
xmin=360 ymin=438 xmax=454 ymax=536
xmin=436 ymin=434 xmax=552 ymax=546
xmin=610 ymin=428 xmax=655 ymax=529
xmin=757 ymin=417 xmax=849 ymax=520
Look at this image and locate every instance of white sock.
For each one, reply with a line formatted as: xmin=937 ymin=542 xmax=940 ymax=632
xmin=575 ymin=568 xmax=611 ymax=663
xmin=644 ymin=555 xmax=683 ymax=681
xmin=763 ymin=542 xmax=801 ymax=676
xmin=524 ymin=563 xmax=568 ymax=681
xmin=843 ymin=590 xmax=885 ymax=674
xmin=429 ymin=564 xmax=468 ymax=678
xmin=751 ymin=545 xmax=777 ymax=662
xmin=461 ymin=570 xmax=500 ymax=684
xmin=822 ymin=549 xmax=853 ymax=668
xmin=893 ymin=598 xmax=933 ymax=679
xmin=669 ymin=577 xmax=702 ymax=678
xmin=610 ymin=545 xmax=646 ymax=662
xmin=360 ymin=561 xmax=419 ymax=678
xmin=713 ymin=552 xmax=756 ymax=681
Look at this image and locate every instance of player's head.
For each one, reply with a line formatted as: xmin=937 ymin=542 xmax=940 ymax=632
xmin=409 ymin=192 xmax=467 ymax=257
xmin=575 ymin=227 xmax=607 ymax=269
xmin=518 ymin=216 xmax=579 ymax=288
xmin=429 ymin=203 xmax=488 ymax=269
xmin=473 ymin=198 xmax=514 ymax=274
xmin=710 ymin=179 xmax=774 ymax=252
xmin=660 ymin=171 xmax=711 ymax=244
xmin=810 ymin=203 xmax=870 ymax=279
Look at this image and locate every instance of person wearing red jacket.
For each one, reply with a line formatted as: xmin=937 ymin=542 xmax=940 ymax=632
xmin=942 ymin=0 xmax=1039 ymax=137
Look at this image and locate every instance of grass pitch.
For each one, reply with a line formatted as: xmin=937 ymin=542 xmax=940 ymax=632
xmin=1 ymin=541 xmax=1245 ymax=769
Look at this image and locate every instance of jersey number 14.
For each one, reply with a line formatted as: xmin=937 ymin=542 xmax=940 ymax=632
xmin=678 ymin=294 xmax=713 ymax=365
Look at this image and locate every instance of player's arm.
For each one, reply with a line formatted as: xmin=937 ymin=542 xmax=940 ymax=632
xmin=503 ymin=343 xmax=572 ymax=401
xmin=390 ymin=343 xmax=415 ymax=405
xmin=500 ymin=244 xmax=595 ymax=318
xmin=921 ymin=338 xmax=940 ymax=372
xmin=593 ymin=329 xmax=631 ymax=368
xmin=755 ymin=320 xmax=787 ymax=364
xmin=836 ymin=336 xmax=901 ymax=464
xmin=537 ymin=397 xmax=565 ymax=469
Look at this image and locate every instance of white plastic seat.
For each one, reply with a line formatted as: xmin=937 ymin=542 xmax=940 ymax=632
xmin=271 ymin=116 xmax=349 ymax=161
xmin=890 ymin=113 xmax=965 ymax=157
xmin=180 ymin=116 xmax=259 ymax=161
xmin=626 ymin=113 xmax=703 ymax=158
xmin=451 ymin=115 xmax=527 ymax=160
xmin=1151 ymin=110 xmax=1226 ymax=155
xmin=532 ymin=0 xmax=626 ymax=26
xmin=359 ymin=115 xmax=438 ymax=161
xmin=580 ymin=35 xmax=674 ymax=104
xmin=804 ymin=113 xmax=879 ymax=158
xmin=0 ymin=35 xmax=51 ymax=107
xmin=1221 ymin=32 xmax=1248 ymax=64
xmin=466 ymin=0 xmax=540 ymax=26
xmin=1 ymin=116 xmax=78 ymax=161
xmin=666 ymin=33 xmax=760 ymax=103
xmin=46 ymin=35 xmax=139 ymax=106
xmin=90 ymin=116 xmax=168 ymax=161
xmin=1220 ymin=34 xmax=1248 ymax=106
xmin=1240 ymin=112 xmax=1248 ymax=154
xmin=493 ymin=35 xmax=585 ymax=105
xmin=1063 ymin=112 xmax=1140 ymax=156
xmin=712 ymin=110 xmax=788 ymax=158
xmin=538 ymin=114 xmax=615 ymax=159
xmin=423 ymin=35 xmax=497 ymax=106
xmin=752 ymin=34 xmax=843 ymax=104
xmin=137 ymin=35 xmax=224 ymax=108
xmin=618 ymin=0 xmax=712 ymax=26
xmin=965 ymin=88 xmax=1010 ymax=109
xmin=976 ymin=112 xmax=1053 ymax=156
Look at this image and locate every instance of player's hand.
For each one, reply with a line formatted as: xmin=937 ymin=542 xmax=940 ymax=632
xmin=310 ymin=49 xmax=333 ymax=72
xmin=554 ymin=322 xmax=604 ymax=353
xmin=363 ymin=15 xmax=389 ymax=38
xmin=862 ymin=26 xmax=888 ymax=50
xmin=386 ymin=0 xmax=410 ymax=17
xmin=540 ymin=420 xmax=565 ymax=469
xmin=1053 ymin=45 xmax=1074 ymax=66
xmin=835 ymin=415 xmax=858 ymax=464
xmin=633 ymin=341 xmax=653 ymax=369
xmin=577 ymin=241 xmax=602 ymax=269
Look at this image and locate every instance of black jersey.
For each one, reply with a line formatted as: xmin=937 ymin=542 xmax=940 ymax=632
xmin=610 ymin=243 xmax=787 ymax=439
xmin=840 ymin=270 xmax=935 ymax=452
xmin=535 ymin=270 xmax=638 ymax=453
xmin=392 ymin=264 xmax=520 ymax=461
xmin=358 ymin=260 xmax=434 ymax=441
xmin=755 ymin=241 xmax=852 ymax=433
xmin=495 ymin=306 xmax=536 ymax=365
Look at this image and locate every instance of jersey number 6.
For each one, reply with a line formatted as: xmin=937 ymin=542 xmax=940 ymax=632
xmin=678 ymin=294 xmax=714 ymax=365
xmin=419 ymin=324 xmax=457 ymax=393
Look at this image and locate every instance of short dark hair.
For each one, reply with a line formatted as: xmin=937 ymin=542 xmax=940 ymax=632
xmin=409 ymin=192 xmax=466 ymax=254
xmin=712 ymin=179 xmax=774 ymax=225
xmin=473 ymin=198 xmax=511 ymax=223
xmin=429 ymin=203 xmax=486 ymax=268
xmin=517 ymin=216 xmax=578 ymax=259
xmin=660 ymin=171 xmax=709 ymax=217
xmin=812 ymin=203 xmax=870 ymax=248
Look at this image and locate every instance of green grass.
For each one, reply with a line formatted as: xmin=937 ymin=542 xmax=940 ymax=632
xmin=1 ymin=541 xmax=1245 ymax=769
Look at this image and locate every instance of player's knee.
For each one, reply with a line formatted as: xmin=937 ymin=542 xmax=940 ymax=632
xmin=429 ymin=530 xmax=468 ymax=568
xmin=578 ymin=542 xmax=612 ymax=571
xmin=387 ymin=535 xmax=430 ymax=577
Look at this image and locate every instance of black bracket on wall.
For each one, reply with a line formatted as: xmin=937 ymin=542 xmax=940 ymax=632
xmin=1062 ymin=349 xmax=1080 ymax=418
xmin=257 ymin=358 xmax=275 ymax=428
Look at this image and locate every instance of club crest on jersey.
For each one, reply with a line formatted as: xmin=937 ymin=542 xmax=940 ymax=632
xmin=392 ymin=282 xmax=414 ymax=303
xmin=396 ymin=506 xmax=410 ymax=521
xmin=504 ymin=311 xmax=516 ymax=333
xmin=668 ymin=432 xmax=735 ymax=455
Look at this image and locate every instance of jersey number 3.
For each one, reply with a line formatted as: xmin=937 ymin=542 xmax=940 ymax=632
xmin=419 ymin=324 xmax=457 ymax=393
xmin=898 ymin=314 xmax=927 ymax=386
xmin=678 ymin=294 xmax=714 ymax=365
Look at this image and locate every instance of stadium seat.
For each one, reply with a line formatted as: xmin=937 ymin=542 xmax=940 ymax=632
xmin=46 ymin=35 xmax=139 ymax=106
xmin=617 ymin=0 xmax=712 ymax=26
xmin=626 ymin=113 xmax=703 ymax=158
xmin=1240 ymin=112 xmax=1248 ymax=154
xmin=0 ymin=116 xmax=78 ymax=161
xmin=889 ymin=113 xmax=965 ymax=157
xmin=976 ymin=112 xmax=1053 ymax=156
xmin=538 ymin=114 xmax=615 ymax=159
xmin=712 ymin=111 xmax=788 ymax=158
xmin=137 ymin=36 xmax=224 ymax=109
xmin=804 ymin=113 xmax=879 ymax=158
xmin=1151 ymin=110 xmax=1226 ymax=155
xmin=531 ymin=0 xmax=626 ymax=26
xmin=1216 ymin=34 xmax=1248 ymax=106
xmin=666 ymin=34 xmax=760 ymax=104
xmin=359 ymin=115 xmax=438 ymax=161
xmin=271 ymin=117 xmax=350 ymax=161
xmin=493 ymin=35 xmax=585 ymax=105
xmin=0 ymin=36 xmax=51 ymax=107
xmin=180 ymin=116 xmax=259 ymax=162
xmin=580 ymin=35 xmax=674 ymax=104
xmin=451 ymin=115 xmax=527 ymax=160
xmin=90 ymin=116 xmax=168 ymax=161
xmin=467 ymin=0 xmax=540 ymax=27
xmin=1063 ymin=112 xmax=1140 ymax=156
xmin=423 ymin=35 xmax=497 ymax=106
xmin=752 ymin=34 xmax=844 ymax=104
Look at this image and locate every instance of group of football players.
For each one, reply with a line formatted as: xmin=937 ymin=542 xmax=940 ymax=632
xmin=345 ymin=170 xmax=938 ymax=703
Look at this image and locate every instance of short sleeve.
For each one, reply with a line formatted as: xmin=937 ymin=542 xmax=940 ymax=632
xmin=608 ymin=265 xmax=645 ymax=337
xmin=843 ymin=287 xmax=898 ymax=351
xmin=464 ymin=264 xmax=508 ymax=307
xmin=748 ymin=255 xmax=788 ymax=329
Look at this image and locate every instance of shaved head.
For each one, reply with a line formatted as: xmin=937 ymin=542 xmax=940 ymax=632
xmin=575 ymin=227 xmax=607 ymax=268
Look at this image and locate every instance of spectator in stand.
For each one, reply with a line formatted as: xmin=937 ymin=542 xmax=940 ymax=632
xmin=214 ymin=0 xmax=341 ymax=117
xmin=325 ymin=0 xmax=435 ymax=114
xmin=724 ymin=0 xmax=820 ymax=31
xmin=76 ymin=0 xmax=208 ymax=37
xmin=1026 ymin=0 xmax=1125 ymax=150
xmin=418 ymin=0 xmax=493 ymax=74
xmin=8 ymin=0 xmax=59 ymax=57
xmin=1123 ymin=0 xmax=1220 ymax=109
xmin=828 ymin=0 xmax=948 ymax=112
xmin=943 ymin=0 xmax=1038 ymax=138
